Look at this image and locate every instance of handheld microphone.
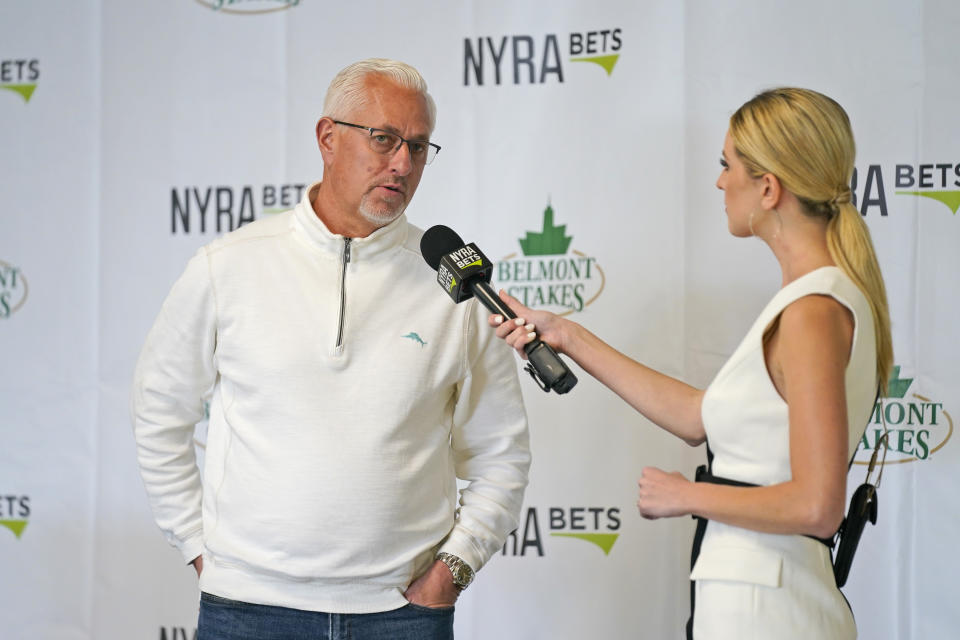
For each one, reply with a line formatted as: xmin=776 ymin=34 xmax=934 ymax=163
xmin=420 ymin=225 xmax=577 ymax=394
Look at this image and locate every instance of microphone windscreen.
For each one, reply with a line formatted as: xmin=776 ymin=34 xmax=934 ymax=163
xmin=420 ymin=225 xmax=465 ymax=270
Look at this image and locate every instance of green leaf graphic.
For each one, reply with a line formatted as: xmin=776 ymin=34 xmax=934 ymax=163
xmin=897 ymin=191 xmax=960 ymax=214
xmin=886 ymin=366 xmax=912 ymax=399
xmin=518 ymin=204 xmax=572 ymax=256
xmin=569 ymin=54 xmax=620 ymax=76
xmin=0 ymin=520 xmax=27 ymax=539
xmin=550 ymin=532 xmax=619 ymax=555
xmin=0 ymin=84 xmax=37 ymax=103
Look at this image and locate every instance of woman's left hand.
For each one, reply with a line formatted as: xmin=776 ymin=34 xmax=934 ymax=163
xmin=637 ymin=467 xmax=692 ymax=520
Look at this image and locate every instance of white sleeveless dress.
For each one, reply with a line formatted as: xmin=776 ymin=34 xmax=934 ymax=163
xmin=693 ymin=267 xmax=877 ymax=640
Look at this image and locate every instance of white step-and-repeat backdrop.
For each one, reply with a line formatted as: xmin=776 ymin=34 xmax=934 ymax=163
xmin=2 ymin=1 xmax=957 ymax=638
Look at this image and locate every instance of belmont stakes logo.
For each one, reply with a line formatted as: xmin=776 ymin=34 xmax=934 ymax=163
xmin=170 ymin=182 xmax=307 ymax=234
xmin=502 ymin=506 xmax=622 ymax=558
xmin=495 ymin=202 xmax=604 ymax=316
xmin=852 ymin=161 xmax=960 ymax=217
xmin=0 ymin=58 xmax=39 ymax=103
xmin=855 ymin=366 xmax=954 ymax=465
xmin=195 ymin=0 xmax=299 ymax=14
xmin=463 ymin=28 xmax=623 ymax=85
xmin=0 ymin=260 xmax=28 ymax=319
xmin=0 ymin=495 xmax=31 ymax=540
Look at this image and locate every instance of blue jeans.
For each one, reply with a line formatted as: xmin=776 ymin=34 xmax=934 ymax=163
xmin=198 ymin=592 xmax=455 ymax=640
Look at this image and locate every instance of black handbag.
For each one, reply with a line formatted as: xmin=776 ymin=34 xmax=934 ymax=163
xmin=832 ymin=478 xmax=879 ymax=587
xmin=832 ymin=390 xmax=889 ymax=588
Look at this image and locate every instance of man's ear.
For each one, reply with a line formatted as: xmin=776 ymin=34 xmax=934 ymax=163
xmin=316 ymin=117 xmax=336 ymax=161
xmin=760 ymin=172 xmax=783 ymax=210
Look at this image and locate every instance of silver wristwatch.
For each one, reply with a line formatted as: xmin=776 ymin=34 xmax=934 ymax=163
xmin=436 ymin=552 xmax=475 ymax=591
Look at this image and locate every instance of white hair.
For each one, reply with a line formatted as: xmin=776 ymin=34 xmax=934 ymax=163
xmin=323 ymin=58 xmax=437 ymax=132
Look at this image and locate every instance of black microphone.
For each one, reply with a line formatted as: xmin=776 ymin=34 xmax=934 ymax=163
xmin=420 ymin=225 xmax=577 ymax=394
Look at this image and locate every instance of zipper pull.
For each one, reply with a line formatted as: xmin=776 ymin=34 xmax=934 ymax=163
xmin=344 ymin=237 xmax=352 ymax=263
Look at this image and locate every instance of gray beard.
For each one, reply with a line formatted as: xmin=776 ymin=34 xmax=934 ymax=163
xmin=358 ymin=195 xmax=406 ymax=228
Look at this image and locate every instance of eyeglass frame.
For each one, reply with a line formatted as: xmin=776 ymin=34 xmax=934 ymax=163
xmin=332 ymin=120 xmax=441 ymax=165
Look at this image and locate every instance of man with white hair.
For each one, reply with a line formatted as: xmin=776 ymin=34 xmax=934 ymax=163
xmin=132 ymin=58 xmax=530 ymax=639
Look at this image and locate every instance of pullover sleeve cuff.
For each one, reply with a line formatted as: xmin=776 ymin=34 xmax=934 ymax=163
xmin=177 ymin=531 xmax=205 ymax=565
xmin=438 ymin=528 xmax=487 ymax=574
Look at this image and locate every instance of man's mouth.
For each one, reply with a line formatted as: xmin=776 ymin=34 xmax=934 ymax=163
xmin=378 ymin=184 xmax=404 ymax=196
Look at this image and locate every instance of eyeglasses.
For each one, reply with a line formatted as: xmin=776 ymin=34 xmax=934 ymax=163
xmin=333 ymin=120 xmax=441 ymax=165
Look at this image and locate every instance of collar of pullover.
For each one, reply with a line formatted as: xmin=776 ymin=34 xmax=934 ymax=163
xmin=292 ymin=181 xmax=409 ymax=262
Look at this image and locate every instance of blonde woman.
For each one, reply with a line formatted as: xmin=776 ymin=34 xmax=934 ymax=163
xmin=491 ymin=88 xmax=892 ymax=639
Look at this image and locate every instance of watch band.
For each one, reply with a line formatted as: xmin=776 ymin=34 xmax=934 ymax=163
xmin=436 ymin=552 xmax=475 ymax=591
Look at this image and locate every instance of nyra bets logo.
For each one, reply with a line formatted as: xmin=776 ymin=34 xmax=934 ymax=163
xmin=502 ymin=506 xmax=621 ymax=558
xmin=0 ymin=59 xmax=39 ymax=103
xmin=0 ymin=496 xmax=31 ymax=540
xmin=0 ymin=261 xmax=28 ymax=318
xmin=464 ymin=28 xmax=623 ymax=85
xmin=852 ymin=162 xmax=960 ymax=217
xmin=195 ymin=0 xmax=299 ymax=14
xmin=855 ymin=366 xmax=953 ymax=465
xmin=495 ymin=202 xmax=605 ymax=315
xmin=170 ymin=182 xmax=306 ymax=234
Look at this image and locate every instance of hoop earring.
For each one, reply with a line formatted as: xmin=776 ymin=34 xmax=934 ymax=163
xmin=770 ymin=208 xmax=783 ymax=241
xmin=748 ymin=208 xmax=782 ymax=241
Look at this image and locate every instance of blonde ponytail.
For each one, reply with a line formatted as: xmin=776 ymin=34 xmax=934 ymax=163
xmin=827 ymin=202 xmax=893 ymax=385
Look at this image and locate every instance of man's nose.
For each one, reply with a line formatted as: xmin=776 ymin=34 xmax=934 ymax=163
xmin=388 ymin=140 xmax=414 ymax=175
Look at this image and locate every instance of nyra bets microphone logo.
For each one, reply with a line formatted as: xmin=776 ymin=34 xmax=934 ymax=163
xmin=495 ymin=201 xmax=605 ymax=315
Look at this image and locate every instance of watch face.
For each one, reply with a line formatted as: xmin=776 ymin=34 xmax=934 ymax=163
xmin=439 ymin=553 xmax=473 ymax=589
